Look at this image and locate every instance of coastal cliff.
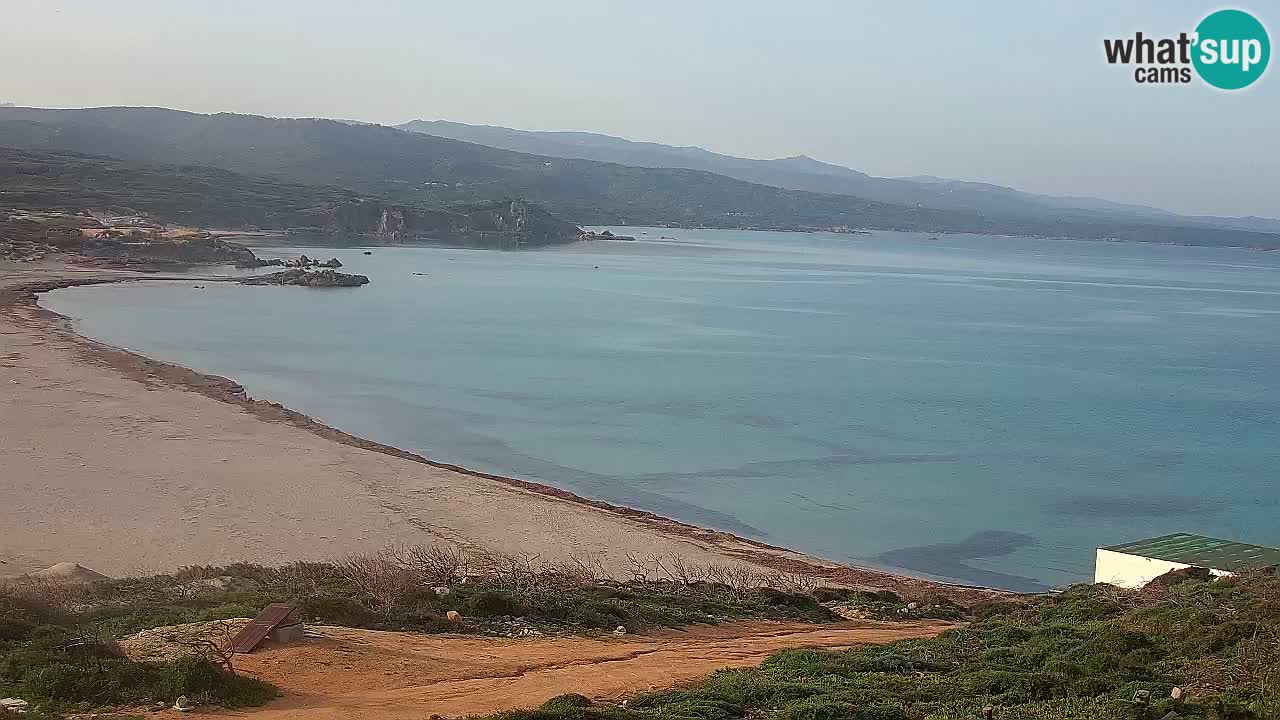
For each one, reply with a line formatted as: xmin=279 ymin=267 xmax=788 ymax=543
xmin=312 ymin=198 xmax=582 ymax=248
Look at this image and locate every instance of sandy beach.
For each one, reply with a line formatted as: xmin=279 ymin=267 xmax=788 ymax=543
xmin=0 ymin=260 xmax=993 ymax=599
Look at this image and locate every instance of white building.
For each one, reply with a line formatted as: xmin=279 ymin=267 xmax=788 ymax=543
xmin=1095 ymin=533 xmax=1280 ymax=589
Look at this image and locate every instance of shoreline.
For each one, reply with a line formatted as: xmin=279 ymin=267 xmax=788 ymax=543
xmin=1 ymin=260 xmax=1009 ymax=603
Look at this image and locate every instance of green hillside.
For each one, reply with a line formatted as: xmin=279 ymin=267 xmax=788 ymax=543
xmin=0 ymin=147 xmax=580 ymax=247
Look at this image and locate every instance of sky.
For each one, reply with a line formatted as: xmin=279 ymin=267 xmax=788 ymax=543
xmin=1 ymin=0 xmax=1276 ymax=217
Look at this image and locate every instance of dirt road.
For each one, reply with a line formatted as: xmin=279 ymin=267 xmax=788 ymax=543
xmin=203 ymin=620 xmax=954 ymax=719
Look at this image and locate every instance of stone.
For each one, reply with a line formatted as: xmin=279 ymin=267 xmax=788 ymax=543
xmin=240 ymin=269 xmax=370 ymax=287
xmin=269 ymin=622 xmax=305 ymax=644
xmin=174 ymin=695 xmax=193 ymax=712
xmin=1 ymin=698 xmax=29 ymax=714
xmin=1170 ymin=687 xmax=1184 ymax=700
xmin=446 ymin=610 xmax=462 ymax=623
xmin=906 ymin=602 xmax=919 ymax=611
xmin=614 ymin=625 xmax=627 ymax=635
xmin=432 ymin=586 xmax=451 ymax=597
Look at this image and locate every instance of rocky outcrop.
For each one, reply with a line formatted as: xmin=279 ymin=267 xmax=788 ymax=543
xmin=234 ymin=257 xmax=285 ymax=269
xmin=80 ymin=234 xmax=260 ymax=266
xmin=310 ymin=199 xmax=581 ymax=248
xmin=236 ymin=255 xmax=341 ymax=269
xmin=579 ymin=229 xmax=636 ymax=242
xmin=240 ymin=269 xmax=370 ymax=287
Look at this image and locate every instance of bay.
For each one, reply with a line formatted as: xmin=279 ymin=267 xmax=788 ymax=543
xmin=43 ymin=228 xmax=1280 ymax=591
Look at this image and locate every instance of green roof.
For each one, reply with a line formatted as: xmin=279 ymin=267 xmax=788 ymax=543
xmin=1103 ymin=533 xmax=1280 ymax=572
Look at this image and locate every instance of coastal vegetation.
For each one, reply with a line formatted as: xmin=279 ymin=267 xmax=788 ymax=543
xmin=3 ymin=548 xmax=1277 ymax=718
xmin=0 ymin=547 xmax=855 ymax=714
xmin=0 ymin=147 xmax=580 ymax=248
xmin=2 ymin=107 xmax=1279 ymax=249
xmin=495 ymin=569 xmax=1280 ymax=720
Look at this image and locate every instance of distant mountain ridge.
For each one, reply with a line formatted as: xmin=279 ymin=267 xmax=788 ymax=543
xmin=399 ymin=119 xmax=1280 ymax=233
xmin=1 ymin=107 xmax=1277 ymax=249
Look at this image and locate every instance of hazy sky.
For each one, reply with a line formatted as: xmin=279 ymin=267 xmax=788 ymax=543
xmin=2 ymin=0 xmax=1276 ymax=217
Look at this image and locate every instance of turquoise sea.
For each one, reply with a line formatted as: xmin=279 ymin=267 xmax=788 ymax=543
xmin=42 ymin=228 xmax=1280 ymax=591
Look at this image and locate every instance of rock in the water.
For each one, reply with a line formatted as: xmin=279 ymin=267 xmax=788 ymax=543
xmin=29 ymin=562 xmax=110 ymax=584
xmin=234 ymin=257 xmax=285 ymax=269
xmin=320 ymin=257 xmax=343 ymax=268
xmin=240 ymin=269 xmax=370 ymax=288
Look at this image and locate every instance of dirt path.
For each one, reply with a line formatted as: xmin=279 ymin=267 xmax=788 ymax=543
xmin=201 ymin=620 xmax=954 ymax=719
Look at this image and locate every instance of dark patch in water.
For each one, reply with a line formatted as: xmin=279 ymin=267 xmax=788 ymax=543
xmin=877 ymin=531 xmax=1047 ymax=593
xmin=471 ymin=389 xmax=710 ymax=422
xmin=635 ymin=451 xmax=985 ymax=482
xmin=1048 ymin=495 xmax=1217 ymax=519
xmin=726 ymin=413 xmax=785 ymax=429
xmin=324 ymin=392 xmax=768 ymax=537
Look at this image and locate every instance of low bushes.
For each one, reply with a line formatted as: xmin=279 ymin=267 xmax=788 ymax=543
xmin=0 ymin=594 xmax=273 ymax=713
xmin=490 ymin=571 xmax=1280 ymax=720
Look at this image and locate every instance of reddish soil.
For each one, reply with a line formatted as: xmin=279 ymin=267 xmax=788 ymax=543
xmin=198 ymin=620 xmax=955 ymax=719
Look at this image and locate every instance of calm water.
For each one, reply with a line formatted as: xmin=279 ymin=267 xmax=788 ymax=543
xmin=43 ymin=229 xmax=1280 ymax=591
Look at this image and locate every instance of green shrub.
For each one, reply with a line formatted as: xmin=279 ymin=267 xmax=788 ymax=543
xmin=779 ymin=699 xmax=908 ymax=720
xmin=482 ymin=573 xmax=1280 ymax=720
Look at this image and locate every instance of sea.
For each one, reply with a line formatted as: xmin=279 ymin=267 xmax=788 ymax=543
xmin=41 ymin=228 xmax=1280 ymax=592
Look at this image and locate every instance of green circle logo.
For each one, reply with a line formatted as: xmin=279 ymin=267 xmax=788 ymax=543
xmin=1193 ymin=9 xmax=1270 ymax=90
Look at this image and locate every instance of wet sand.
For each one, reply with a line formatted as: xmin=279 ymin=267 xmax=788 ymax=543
xmin=0 ymin=260 xmax=1002 ymax=602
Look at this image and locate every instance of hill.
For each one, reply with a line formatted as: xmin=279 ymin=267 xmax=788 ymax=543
xmin=400 ymin=119 xmax=1280 ymax=234
xmin=0 ymin=146 xmax=580 ymax=248
xmin=2 ymin=107 xmax=1278 ymax=249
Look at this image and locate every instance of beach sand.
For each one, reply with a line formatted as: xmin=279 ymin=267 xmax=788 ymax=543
xmin=0 ymin=260 xmax=997 ymax=600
